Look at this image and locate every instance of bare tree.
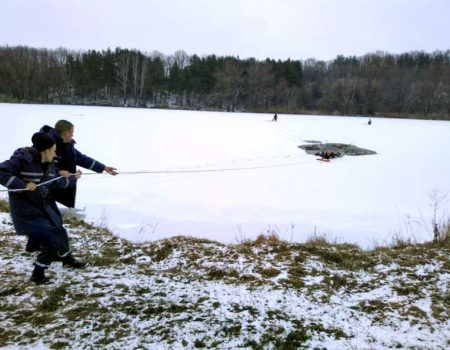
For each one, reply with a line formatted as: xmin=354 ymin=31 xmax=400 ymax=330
xmin=139 ymin=57 xmax=148 ymax=106
xmin=428 ymin=189 xmax=449 ymax=242
xmin=244 ymin=63 xmax=275 ymax=111
xmin=1 ymin=46 xmax=38 ymax=101
xmin=115 ymin=49 xmax=131 ymax=106
xmin=53 ymin=47 xmax=71 ymax=100
xmin=131 ymin=51 xmax=141 ymax=106
xmin=214 ymin=59 xmax=243 ymax=111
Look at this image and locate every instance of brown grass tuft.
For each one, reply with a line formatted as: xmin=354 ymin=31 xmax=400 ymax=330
xmin=0 ymin=199 xmax=10 ymax=213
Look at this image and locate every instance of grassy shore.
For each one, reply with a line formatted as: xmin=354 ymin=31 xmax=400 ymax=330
xmin=0 ymin=199 xmax=449 ymax=349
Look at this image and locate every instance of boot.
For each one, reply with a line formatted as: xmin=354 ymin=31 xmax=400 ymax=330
xmin=62 ymin=254 xmax=87 ymax=269
xmin=30 ymin=265 xmax=51 ymax=285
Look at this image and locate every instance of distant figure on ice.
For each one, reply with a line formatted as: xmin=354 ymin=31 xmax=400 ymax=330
xmin=40 ymin=120 xmax=118 ymax=208
xmin=0 ymin=132 xmax=86 ymax=284
xmin=272 ymin=113 xmax=278 ymax=122
xmin=368 ymin=118 xmax=372 ymax=125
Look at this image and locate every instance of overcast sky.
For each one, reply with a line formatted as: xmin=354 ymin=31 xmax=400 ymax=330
xmin=1 ymin=0 xmax=449 ymax=61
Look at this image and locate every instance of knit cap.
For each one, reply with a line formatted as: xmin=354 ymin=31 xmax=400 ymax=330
xmin=32 ymin=132 xmax=55 ymax=152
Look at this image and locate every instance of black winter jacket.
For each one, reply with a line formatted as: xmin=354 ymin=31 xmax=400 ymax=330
xmin=40 ymin=125 xmax=105 ymax=208
xmin=0 ymin=147 xmax=77 ymax=235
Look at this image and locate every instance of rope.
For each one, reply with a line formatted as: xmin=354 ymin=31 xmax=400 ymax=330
xmin=113 ymin=159 xmax=316 ymax=175
xmin=0 ymin=176 xmax=65 ymax=193
xmin=1 ymin=159 xmax=316 ymax=193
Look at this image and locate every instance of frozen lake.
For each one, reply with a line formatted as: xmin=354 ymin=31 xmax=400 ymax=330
xmin=1 ymin=103 xmax=449 ymax=248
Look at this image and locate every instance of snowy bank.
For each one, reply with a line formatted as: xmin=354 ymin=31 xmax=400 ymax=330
xmin=1 ymin=208 xmax=449 ymax=350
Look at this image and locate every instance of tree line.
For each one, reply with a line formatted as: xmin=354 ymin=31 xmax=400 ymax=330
xmin=0 ymin=46 xmax=449 ymax=119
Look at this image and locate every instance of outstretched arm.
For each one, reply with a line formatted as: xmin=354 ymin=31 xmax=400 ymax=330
xmin=75 ymin=149 xmax=105 ymax=173
xmin=75 ymin=149 xmax=117 ymax=175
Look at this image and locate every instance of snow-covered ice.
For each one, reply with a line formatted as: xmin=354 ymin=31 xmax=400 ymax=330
xmin=1 ymin=103 xmax=449 ymax=247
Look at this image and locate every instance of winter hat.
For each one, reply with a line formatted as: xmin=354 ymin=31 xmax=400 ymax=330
xmin=32 ymin=132 xmax=55 ymax=152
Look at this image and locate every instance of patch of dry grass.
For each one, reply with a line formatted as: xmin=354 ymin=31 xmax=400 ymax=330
xmin=0 ymin=198 xmax=9 ymax=212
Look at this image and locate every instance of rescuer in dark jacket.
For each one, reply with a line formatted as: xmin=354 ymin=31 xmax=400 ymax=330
xmin=40 ymin=120 xmax=117 ymax=208
xmin=0 ymin=132 xmax=85 ymax=284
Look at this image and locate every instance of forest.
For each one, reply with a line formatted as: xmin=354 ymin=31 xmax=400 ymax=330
xmin=0 ymin=46 xmax=449 ymax=119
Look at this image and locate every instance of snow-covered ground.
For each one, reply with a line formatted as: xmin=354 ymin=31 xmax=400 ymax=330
xmin=1 ymin=103 xmax=449 ymax=247
xmin=1 ymin=212 xmax=449 ymax=349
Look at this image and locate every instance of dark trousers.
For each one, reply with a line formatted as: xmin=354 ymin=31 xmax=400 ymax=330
xmin=26 ymin=226 xmax=70 ymax=268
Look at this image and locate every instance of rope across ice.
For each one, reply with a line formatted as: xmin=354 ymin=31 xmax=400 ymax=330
xmin=0 ymin=158 xmax=316 ymax=193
